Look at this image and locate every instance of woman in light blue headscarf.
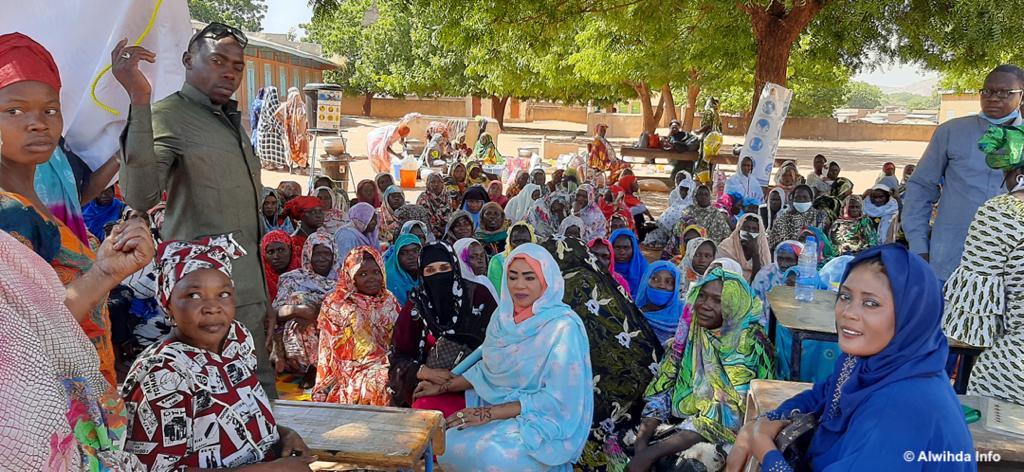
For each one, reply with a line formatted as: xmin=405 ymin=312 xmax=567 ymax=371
xmin=384 ymin=233 xmax=421 ymax=306
xmin=609 ymin=228 xmax=648 ymax=295
xmin=419 ymin=243 xmax=594 ymax=471
xmin=635 ymin=261 xmax=686 ymax=344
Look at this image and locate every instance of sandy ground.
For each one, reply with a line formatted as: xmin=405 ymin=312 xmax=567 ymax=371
xmin=260 ymin=117 xmax=928 ymax=215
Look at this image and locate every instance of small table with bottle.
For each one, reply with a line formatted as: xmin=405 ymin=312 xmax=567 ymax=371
xmin=767 ymin=285 xmax=839 ymax=381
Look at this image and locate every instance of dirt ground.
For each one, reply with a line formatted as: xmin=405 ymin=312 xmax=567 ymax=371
xmin=261 ymin=117 xmax=928 ymax=216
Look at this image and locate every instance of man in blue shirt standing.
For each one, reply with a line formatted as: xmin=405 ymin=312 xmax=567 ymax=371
xmin=903 ymin=65 xmax=1024 ymax=282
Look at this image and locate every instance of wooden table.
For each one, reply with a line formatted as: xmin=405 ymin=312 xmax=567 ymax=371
xmin=767 ymin=286 xmax=838 ymax=381
xmin=619 ymin=145 xmax=791 ymax=166
xmin=767 ymin=286 xmax=985 ymax=391
xmin=273 ymin=400 xmax=445 ymax=472
xmin=619 ymin=146 xmax=738 ymax=165
xmin=744 ymin=380 xmax=1024 ymax=471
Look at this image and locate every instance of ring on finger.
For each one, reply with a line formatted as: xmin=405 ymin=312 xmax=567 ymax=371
xmin=456 ymin=412 xmax=465 ymax=419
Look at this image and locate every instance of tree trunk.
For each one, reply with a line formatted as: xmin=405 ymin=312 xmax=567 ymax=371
xmin=634 ymin=81 xmax=668 ymax=134
xmin=661 ymin=83 xmax=677 ymax=124
xmin=683 ymin=69 xmax=700 ymax=130
xmin=362 ymin=93 xmax=374 ymax=116
xmin=490 ymin=95 xmax=510 ymax=130
xmin=745 ymin=0 xmax=824 ymax=113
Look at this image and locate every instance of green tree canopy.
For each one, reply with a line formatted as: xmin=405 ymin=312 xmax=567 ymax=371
xmin=188 ymin=0 xmax=267 ymax=31
xmin=845 ymin=81 xmax=884 ymax=109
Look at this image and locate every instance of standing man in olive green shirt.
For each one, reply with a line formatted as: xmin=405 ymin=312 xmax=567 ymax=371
xmin=112 ymin=23 xmax=277 ymax=397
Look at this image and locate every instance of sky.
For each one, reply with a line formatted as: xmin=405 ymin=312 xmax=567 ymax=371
xmin=261 ymin=0 xmax=936 ymax=89
xmin=852 ymin=62 xmax=938 ymax=89
xmin=262 ymin=0 xmax=313 ymax=36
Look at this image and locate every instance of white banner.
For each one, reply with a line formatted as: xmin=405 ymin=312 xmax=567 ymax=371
xmin=743 ymin=82 xmax=793 ymax=185
xmin=0 ymin=0 xmax=191 ymax=169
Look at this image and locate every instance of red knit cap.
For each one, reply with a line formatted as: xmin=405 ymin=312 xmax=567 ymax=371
xmin=0 ymin=33 xmax=61 ymax=92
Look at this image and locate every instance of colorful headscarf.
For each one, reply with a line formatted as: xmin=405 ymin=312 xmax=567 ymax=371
xmin=635 ymin=261 xmax=686 ymax=343
xmin=679 ymin=237 xmax=716 ymax=291
xmin=379 ymin=185 xmax=406 ymax=242
xmin=34 ymin=144 xmax=90 ymax=243
xmin=357 ymin=178 xmax=383 ymax=208
xmin=156 ymin=234 xmax=246 ymax=309
xmin=384 ymin=233 xmax=421 ymax=306
xmin=465 ymin=161 xmax=489 ymax=186
xmin=751 ymin=239 xmax=802 ymax=323
xmin=609 ymin=228 xmax=649 ymax=295
xmin=474 ymin=201 xmax=509 ymax=247
xmin=284 ymin=196 xmax=322 ymax=221
xmin=460 ymin=185 xmax=491 ymax=230
xmin=486 ymin=180 xmax=509 ymax=207
xmin=453 ymin=237 xmax=499 ymax=300
xmin=416 ymin=173 xmax=454 ymax=239
xmin=717 ymin=213 xmax=771 ymax=281
xmin=259 ymin=187 xmax=293 ymax=233
xmin=645 ymin=268 xmax=773 ymax=443
xmin=443 ymin=210 xmax=474 ymax=243
xmin=274 ymin=229 xmax=337 ymax=311
xmin=472 ymin=132 xmax=503 ymax=165
xmin=800 ymin=225 xmax=836 ymax=265
xmin=586 ymin=237 xmax=632 ymax=296
xmin=527 ymin=190 xmax=570 ymax=238
xmin=260 ymin=229 xmax=296 ymax=302
xmin=675 ymin=224 xmax=709 ymax=259
xmin=574 ymin=184 xmax=607 ymax=242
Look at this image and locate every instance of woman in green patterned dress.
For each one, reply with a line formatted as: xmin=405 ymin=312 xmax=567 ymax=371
xmin=629 ymin=268 xmax=774 ymax=471
xmin=541 ymin=237 xmax=663 ymax=472
xmin=828 ymin=195 xmax=878 ymax=255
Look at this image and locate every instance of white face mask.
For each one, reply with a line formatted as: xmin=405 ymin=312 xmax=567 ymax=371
xmin=793 ymin=202 xmax=812 ymax=213
xmin=740 ymin=230 xmax=760 ymax=241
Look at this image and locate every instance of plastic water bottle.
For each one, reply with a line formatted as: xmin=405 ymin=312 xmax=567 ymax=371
xmin=794 ymin=236 xmax=818 ymax=302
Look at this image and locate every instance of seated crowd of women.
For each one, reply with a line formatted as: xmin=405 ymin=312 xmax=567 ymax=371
xmin=0 ymin=33 xmax=992 ymax=472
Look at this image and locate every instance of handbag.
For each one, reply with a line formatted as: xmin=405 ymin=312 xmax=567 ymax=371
xmin=773 ymin=411 xmax=818 ymax=472
xmin=425 ymin=336 xmax=473 ymax=370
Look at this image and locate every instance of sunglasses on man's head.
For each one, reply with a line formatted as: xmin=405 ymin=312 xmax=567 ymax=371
xmin=190 ymin=22 xmax=248 ymax=49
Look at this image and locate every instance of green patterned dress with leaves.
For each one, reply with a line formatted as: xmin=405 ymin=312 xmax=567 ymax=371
xmin=641 ymin=268 xmax=774 ymax=445
xmin=541 ymin=237 xmax=663 ymax=472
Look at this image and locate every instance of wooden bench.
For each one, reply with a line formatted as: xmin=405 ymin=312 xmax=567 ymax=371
xmin=743 ymin=380 xmax=1024 ymax=471
xmin=273 ymin=400 xmax=445 ymax=472
xmin=619 ymin=146 xmax=737 ymax=165
xmin=619 ymin=145 xmax=793 ymax=168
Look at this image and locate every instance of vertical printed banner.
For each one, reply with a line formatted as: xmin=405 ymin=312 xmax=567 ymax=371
xmin=743 ymin=83 xmax=793 ymax=185
xmin=0 ymin=0 xmax=191 ymax=169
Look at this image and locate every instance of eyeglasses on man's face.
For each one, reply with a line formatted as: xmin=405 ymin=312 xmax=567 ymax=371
xmin=979 ymin=88 xmax=1024 ymax=100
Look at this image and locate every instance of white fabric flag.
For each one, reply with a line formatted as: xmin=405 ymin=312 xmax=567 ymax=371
xmin=0 ymin=0 xmax=191 ymax=169
xmin=743 ymin=82 xmax=793 ymax=185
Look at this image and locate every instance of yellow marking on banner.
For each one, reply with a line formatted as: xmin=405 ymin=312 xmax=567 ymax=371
xmin=89 ymin=0 xmax=164 ymax=115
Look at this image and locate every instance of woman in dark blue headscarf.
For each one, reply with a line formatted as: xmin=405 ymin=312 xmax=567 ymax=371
xmin=609 ymin=228 xmax=648 ymax=295
xmin=726 ymin=244 xmax=974 ymax=471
